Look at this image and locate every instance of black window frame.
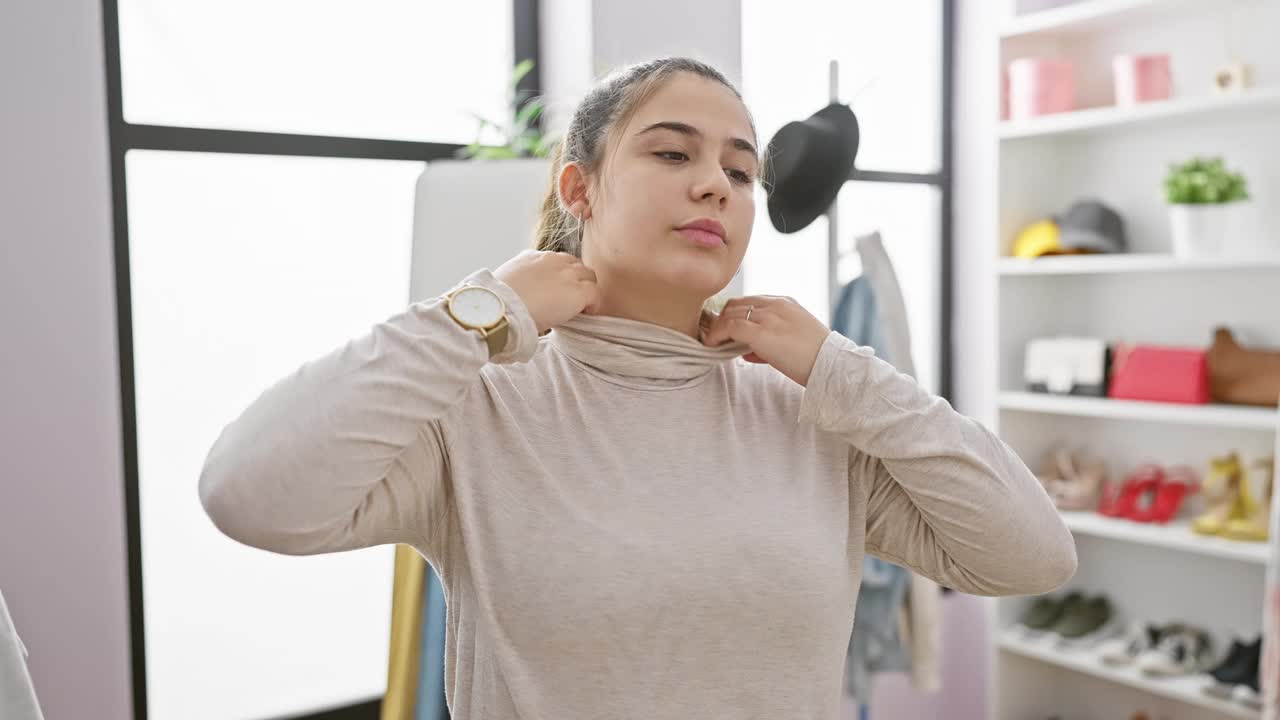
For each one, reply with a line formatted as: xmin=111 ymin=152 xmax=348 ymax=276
xmin=839 ymin=0 xmax=955 ymax=401
xmin=101 ymin=1 xmax=541 ymax=718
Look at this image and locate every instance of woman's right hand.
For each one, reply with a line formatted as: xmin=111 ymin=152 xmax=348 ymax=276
xmin=495 ymin=250 xmax=602 ymax=335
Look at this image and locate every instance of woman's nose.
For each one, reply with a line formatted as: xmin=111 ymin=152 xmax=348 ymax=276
xmin=691 ymin=160 xmax=730 ymax=203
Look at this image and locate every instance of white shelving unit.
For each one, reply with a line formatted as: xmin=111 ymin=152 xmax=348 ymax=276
xmin=999 ymin=0 xmax=1248 ymax=39
xmin=999 ymin=391 xmax=1278 ymax=431
xmin=1000 ymin=86 xmax=1280 ymax=139
xmin=1058 ymin=510 xmax=1269 ymax=565
xmin=998 ymin=630 xmax=1259 ymax=719
xmin=991 ymin=1 xmax=1280 ymax=718
xmin=998 ymin=253 xmax=1280 ymax=275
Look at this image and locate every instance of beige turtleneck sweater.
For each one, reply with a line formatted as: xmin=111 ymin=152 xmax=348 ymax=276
xmin=199 ymin=268 xmax=1076 ymax=719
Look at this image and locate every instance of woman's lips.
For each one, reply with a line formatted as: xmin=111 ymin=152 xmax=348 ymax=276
xmin=678 ymin=228 xmax=726 ymax=247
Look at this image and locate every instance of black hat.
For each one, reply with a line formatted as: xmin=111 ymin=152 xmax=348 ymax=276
xmin=765 ymin=103 xmax=860 ymax=234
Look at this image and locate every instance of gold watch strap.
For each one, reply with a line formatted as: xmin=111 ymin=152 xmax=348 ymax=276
xmin=482 ymin=316 xmax=511 ymax=358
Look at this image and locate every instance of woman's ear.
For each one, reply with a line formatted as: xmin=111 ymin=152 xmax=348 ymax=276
xmin=557 ymin=161 xmax=591 ymax=220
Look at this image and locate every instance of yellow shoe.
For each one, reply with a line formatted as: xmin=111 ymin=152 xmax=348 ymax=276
xmin=1222 ymin=457 xmax=1274 ymax=543
xmin=1192 ymin=452 xmax=1247 ymax=536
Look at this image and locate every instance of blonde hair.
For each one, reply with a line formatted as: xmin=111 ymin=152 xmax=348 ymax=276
xmin=532 ymin=57 xmax=761 ymax=256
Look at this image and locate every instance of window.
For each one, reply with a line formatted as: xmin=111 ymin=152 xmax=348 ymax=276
xmin=741 ymin=0 xmax=952 ymax=396
xmin=103 ymin=2 xmax=538 ymax=718
xmin=118 ymin=0 xmax=513 ymax=143
xmin=128 ymin=151 xmax=422 ymax=719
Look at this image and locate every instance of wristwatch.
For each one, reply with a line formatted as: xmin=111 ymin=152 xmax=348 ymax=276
xmin=444 ymin=284 xmax=510 ymax=358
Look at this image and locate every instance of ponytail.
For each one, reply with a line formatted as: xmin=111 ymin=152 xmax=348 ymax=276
xmin=532 ymin=142 xmax=576 ymax=254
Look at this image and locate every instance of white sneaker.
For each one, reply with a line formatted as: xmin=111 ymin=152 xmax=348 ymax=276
xmin=1099 ymin=622 xmax=1161 ymax=667
xmin=1235 ymin=684 xmax=1262 ymax=710
xmin=1137 ymin=625 xmax=1214 ymax=677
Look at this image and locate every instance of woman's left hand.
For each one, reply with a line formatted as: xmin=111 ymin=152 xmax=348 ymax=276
xmin=700 ymin=296 xmax=831 ymax=386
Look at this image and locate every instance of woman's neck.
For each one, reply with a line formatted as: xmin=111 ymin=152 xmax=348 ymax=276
xmin=588 ymin=276 xmax=708 ymax=339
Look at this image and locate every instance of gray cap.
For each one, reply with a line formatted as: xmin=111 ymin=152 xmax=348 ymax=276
xmin=1056 ymin=199 xmax=1127 ymax=254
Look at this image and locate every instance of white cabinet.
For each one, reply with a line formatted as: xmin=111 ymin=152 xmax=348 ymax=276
xmin=990 ymin=1 xmax=1280 ymax=718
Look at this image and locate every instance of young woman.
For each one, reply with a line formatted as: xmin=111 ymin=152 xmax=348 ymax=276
xmin=199 ymin=57 xmax=1076 ymax=719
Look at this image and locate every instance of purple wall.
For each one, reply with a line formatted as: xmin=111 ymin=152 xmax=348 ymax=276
xmin=0 ymin=1 xmax=135 ymax=718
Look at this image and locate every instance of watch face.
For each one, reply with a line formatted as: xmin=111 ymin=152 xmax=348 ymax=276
xmin=451 ymin=286 xmax=504 ymax=327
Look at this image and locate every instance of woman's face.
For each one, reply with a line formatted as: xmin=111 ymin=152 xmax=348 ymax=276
xmin=569 ymin=72 xmax=759 ymax=302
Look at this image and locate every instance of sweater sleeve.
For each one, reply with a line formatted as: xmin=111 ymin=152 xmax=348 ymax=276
xmin=798 ymin=332 xmax=1077 ymax=597
xmin=197 ymin=268 xmax=539 ymax=559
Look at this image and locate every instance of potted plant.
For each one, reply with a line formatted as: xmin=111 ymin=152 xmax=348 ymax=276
xmin=410 ymin=60 xmax=559 ymax=302
xmin=456 ymin=59 xmax=556 ymax=160
xmin=1163 ymin=156 xmax=1251 ymax=258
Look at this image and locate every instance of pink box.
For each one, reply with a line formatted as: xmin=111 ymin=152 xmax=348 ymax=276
xmin=1113 ymin=54 xmax=1172 ymax=105
xmin=1008 ymin=58 xmax=1076 ymax=119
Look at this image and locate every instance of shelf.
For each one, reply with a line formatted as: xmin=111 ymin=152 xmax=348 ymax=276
xmin=998 ymin=253 xmax=1280 ymax=276
xmin=1000 ymin=0 xmax=1236 ymax=40
xmin=1059 ymin=511 xmax=1269 ymax=564
xmin=998 ymin=392 xmax=1278 ymax=431
xmin=999 ymin=88 xmax=1280 ymax=140
xmin=998 ymin=630 xmax=1260 ymax=719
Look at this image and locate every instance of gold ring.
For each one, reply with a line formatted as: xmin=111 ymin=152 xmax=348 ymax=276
xmin=745 ymin=305 xmax=754 ymax=322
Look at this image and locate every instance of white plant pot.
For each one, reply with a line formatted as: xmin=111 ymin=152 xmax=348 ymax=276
xmin=1168 ymin=202 xmax=1249 ymax=259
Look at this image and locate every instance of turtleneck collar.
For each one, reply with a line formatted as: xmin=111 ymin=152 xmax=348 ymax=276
xmin=548 ymin=313 xmax=750 ymax=389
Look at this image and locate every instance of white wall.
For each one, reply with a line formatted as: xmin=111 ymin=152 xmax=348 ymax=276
xmin=0 ymin=2 xmax=135 ymax=719
xmin=954 ymin=0 xmax=1004 ymax=427
xmin=951 ymin=4 xmax=1005 ymax=718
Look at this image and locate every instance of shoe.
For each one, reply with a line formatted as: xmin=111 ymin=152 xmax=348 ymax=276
xmin=1235 ymin=684 xmax=1263 ymax=710
xmin=1217 ymin=635 xmax=1261 ymax=687
xmin=1099 ymin=622 xmax=1164 ymax=666
xmin=1099 ymin=465 xmax=1162 ymax=518
xmin=1037 ymin=446 xmax=1106 ymax=511
xmin=1019 ymin=593 xmax=1073 ymax=632
xmin=1052 ymin=595 xmax=1117 ymax=648
xmin=1137 ymin=624 xmax=1214 ymax=677
xmin=1222 ymin=457 xmax=1274 ymax=542
xmin=1129 ymin=465 xmax=1200 ymax=524
xmin=1204 ymin=635 xmax=1260 ymax=698
xmin=1022 ymin=592 xmax=1086 ymax=637
xmin=1192 ymin=452 xmax=1248 ymax=536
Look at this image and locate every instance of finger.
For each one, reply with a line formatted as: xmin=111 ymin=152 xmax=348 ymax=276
xmin=703 ymin=316 xmax=761 ymax=347
xmin=721 ymin=295 xmax=771 ymax=312
xmin=579 ymin=278 xmax=604 ymax=315
xmin=573 ymin=264 xmax=598 ymax=283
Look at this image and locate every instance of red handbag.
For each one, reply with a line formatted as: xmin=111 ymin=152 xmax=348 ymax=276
xmin=1107 ymin=343 xmax=1211 ymax=404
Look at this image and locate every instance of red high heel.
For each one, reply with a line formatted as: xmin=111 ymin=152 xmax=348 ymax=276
xmin=1098 ymin=465 xmax=1163 ymax=518
xmin=1129 ymin=465 xmax=1200 ymax=524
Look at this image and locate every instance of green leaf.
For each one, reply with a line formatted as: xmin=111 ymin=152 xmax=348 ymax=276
xmin=511 ymin=59 xmax=535 ymax=89
xmin=515 ymin=98 xmax=544 ymax=127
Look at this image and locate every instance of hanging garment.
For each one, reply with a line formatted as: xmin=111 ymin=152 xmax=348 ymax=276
xmin=833 ymin=232 xmax=944 ymax=697
xmin=0 ymin=589 xmax=45 ymax=720
xmin=843 ymin=555 xmax=911 ymax=700
xmin=417 ymin=568 xmax=449 ymax=720
xmin=857 ymin=230 xmax=943 ymax=693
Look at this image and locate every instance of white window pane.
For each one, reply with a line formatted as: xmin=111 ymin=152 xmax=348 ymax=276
xmin=742 ymin=0 xmax=942 ymax=173
xmin=743 ymin=186 xmax=832 ymax=322
xmin=126 ymin=150 xmax=425 ymax=720
xmin=837 ymin=182 xmax=942 ymax=394
xmin=119 ymin=0 xmax=512 ymax=143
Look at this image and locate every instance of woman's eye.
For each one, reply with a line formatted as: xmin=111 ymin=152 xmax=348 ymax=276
xmin=655 ymin=151 xmax=688 ymax=162
xmin=726 ymin=168 xmax=753 ymax=185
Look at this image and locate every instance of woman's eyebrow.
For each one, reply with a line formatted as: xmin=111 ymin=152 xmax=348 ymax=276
xmin=636 ymin=120 xmax=758 ymax=158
